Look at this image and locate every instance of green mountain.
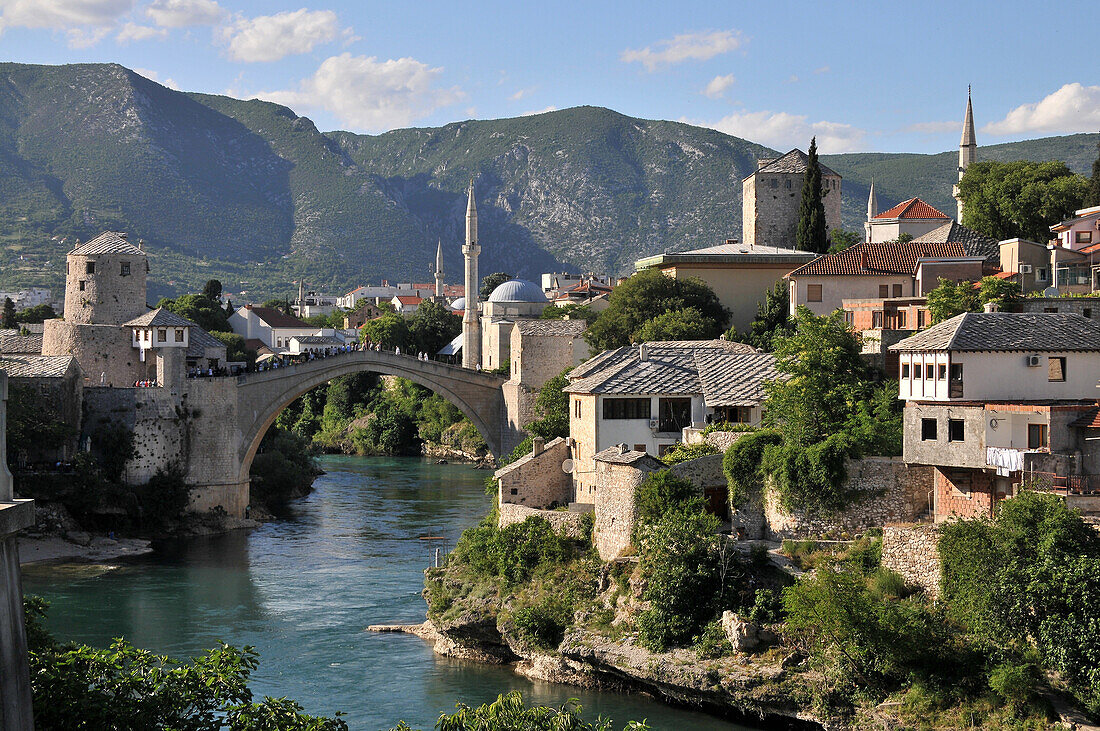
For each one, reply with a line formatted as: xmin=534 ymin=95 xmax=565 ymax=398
xmin=0 ymin=61 xmax=1095 ymax=301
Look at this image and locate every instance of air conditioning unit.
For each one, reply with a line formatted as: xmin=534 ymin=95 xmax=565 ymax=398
xmin=649 ymin=419 xmax=660 ymax=430
xmin=1019 ymin=264 xmax=1033 ymax=274
xmin=1026 ymin=355 xmax=1042 ymax=367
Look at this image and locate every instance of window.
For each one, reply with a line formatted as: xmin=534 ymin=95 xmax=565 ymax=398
xmin=1036 ymin=267 xmax=1049 ymax=282
xmin=85 ymin=262 xmax=95 ymax=275
xmin=925 ymin=363 xmax=934 ymax=379
xmin=901 ymin=363 xmax=910 ymax=379
xmin=948 ymin=419 xmax=965 ymax=442
xmin=785 ymin=179 xmax=792 ymax=189
xmin=603 ymin=398 xmax=651 ymax=420
xmin=158 ymin=329 xmax=167 ymax=341
xmin=937 ymin=364 xmax=947 ymax=380
xmin=1076 ymin=231 xmax=1093 ymax=244
xmin=1086 ymin=308 xmax=1093 ymax=319
xmin=120 ymin=262 xmax=130 ymax=276
xmin=918 ymin=310 xmax=927 ymax=328
xmin=1044 ymin=307 xmax=1059 ymax=313
xmin=174 ymin=328 xmax=184 ymax=342
xmin=633 ymin=444 xmax=646 ymax=453
xmin=770 ymin=178 xmax=778 ymax=189
xmin=892 ymin=283 xmax=903 ymax=297
xmin=879 ymin=284 xmax=889 ymax=298
xmin=949 ymin=363 xmax=964 ymax=398
xmin=78 ymin=280 xmax=86 ymax=291
xmin=921 ymin=418 xmax=938 ymax=440
xmin=658 ymin=398 xmax=692 ymax=432
xmin=715 ymin=405 xmax=752 ymax=423
xmin=1028 ymin=423 xmax=1049 ymax=449
xmin=897 ymin=310 xmax=907 ymax=329
xmin=574 ymin=399 xmax=581 ymax=418
xmin=1048 ymin=356 xmax=1066 ymax=382
xmin=872 ymin=311 xmax=883 ymax=328
xmin=844 ymin=310 xmax=854 ymax=327
xmin=807 ymin=284 xmax=822 ymax=302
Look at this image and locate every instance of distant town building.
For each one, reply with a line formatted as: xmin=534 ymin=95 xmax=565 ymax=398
xmin=228 ymin=305 xmax=317 ymax=353
xmin=0 ymin=287 xmax=52 ymax=309
xmin=635 ymin=240 xmax=815 ymax=334
xmin=1048 ymin=205 xmax=1100 ymax=293
xmin=391 ymin=295 xmax=423 ymax=314
xmin=741 ymin=149 xmax=841 ymax=249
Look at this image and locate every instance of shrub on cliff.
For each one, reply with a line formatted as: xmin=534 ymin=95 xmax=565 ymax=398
xmin=388 ymin=691 xmax=648 ymax=731
xmin=451 ymin=516 xmax=574 ymax=586
xmin=658 ymin=441 xmax=718 ymax=466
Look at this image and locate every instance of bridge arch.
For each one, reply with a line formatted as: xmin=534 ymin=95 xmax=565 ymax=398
xmin=233 ymin=351 xmax=513 ymax=489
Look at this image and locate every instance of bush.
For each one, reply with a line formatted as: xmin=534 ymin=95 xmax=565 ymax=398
xmin=692 ymin=619 xmax=732 ymax=659
xmin=723 ymin=429 xmax=782 ymax=508
xmin=512 ymin=595 xmax=573 ymax=650
xmin=633 ymin=470 xmax=705 ymax=530
xmin=137 ymin=467 xmax=191 ymax=526
xmin=988 ymin=661 xmax=1040 ymax=715
xmin=659 ymin=441 xmax=718 ymax=465
xmin=451 ymin=516 xmax=575 ymax=586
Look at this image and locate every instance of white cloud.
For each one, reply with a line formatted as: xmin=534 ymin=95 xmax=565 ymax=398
xmin=510 ymin=87 xmax=535 ymax=101
xmin=0 ymin=0 xmax=132 ymax=30
xmin=903 ymin=120 xmax=959 ymax=134
xmin=693 ymin=109 xmax=867 ymax=154
xmin=145 ymin=0 xmax=222 ymax=27
xmin=814 ymin=65 xmax=830 ymax=75
xmin=132 ymin=66 xmax=178 ymax=89
xmin=521 ymin=105 xmax=556 ymax=116
xmin=701 ymin=74 xmax=735 ymax=99
xmin=66 ymin=26 xmax=111 ymax=47
xmin=257 ymin=53 xmax=464 ymax=131
xmin=984 ymin=83 xmax=1100 ymax=135
xmin=116 ymin=21 xmax=166 ymax=42
xmin=621 ymin=29 xmax=743 ymax=72
xmin=786 ymin=75 xmax=799 ymax=84
xmin=220 ymin=8 xmax=347 ymax=63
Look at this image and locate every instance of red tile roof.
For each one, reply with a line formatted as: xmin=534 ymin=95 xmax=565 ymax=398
xmin=787 ymin=241 xmax=969 ymax=277
xmin=873 ymin=197 xmax=950 ymax=220
xmin=1069 ymin=407 xmax=1100 ymax=429
xmin=990 ymin=271 xmax=1016 ymax=280
xmin=1079 ymin=241 xmax=1100 ymax=255
xmin=394 ymin=295 xmax=423 ymax=305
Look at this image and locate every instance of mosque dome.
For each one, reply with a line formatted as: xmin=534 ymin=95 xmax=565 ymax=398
xmin=488 ymin=279 xmax=548 ymax=304
xmin=449 ymin=297 xmax=467 ymax=311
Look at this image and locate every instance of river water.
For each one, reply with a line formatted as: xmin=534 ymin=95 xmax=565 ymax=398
xmin=23 ymin=455 xmax=754 ymax=731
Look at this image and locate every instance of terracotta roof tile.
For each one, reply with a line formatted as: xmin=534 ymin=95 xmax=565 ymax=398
xmin=873 ymin=198 xmax=950 ymax=220
xmin=787 ymin=241 xmax=970 ymax=277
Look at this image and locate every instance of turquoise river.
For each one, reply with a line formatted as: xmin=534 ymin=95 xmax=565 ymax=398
xmin=23 ymin=455 xmax=756 ymax=731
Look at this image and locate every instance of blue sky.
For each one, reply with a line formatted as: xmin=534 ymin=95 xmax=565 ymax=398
xmin=1 ymin=0 xmax=1098 ymax=154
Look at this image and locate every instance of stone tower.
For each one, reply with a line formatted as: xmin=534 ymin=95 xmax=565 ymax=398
xmin=434 ymin=239 xmax=445 ymax=299
xmin=953 ymin=87 xmax=977 ymax=221
xmin=864 ymin=178 xmax=878 ymax=242
xmin=462 ymin=184 xmax=482 ymax=369
xmin=741 ymin=149 xmax=842 ymax=249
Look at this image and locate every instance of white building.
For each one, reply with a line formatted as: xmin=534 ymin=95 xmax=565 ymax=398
xmin=228 ymin=305 xmax=320 ymax=353
xmin=391 ymin=295 xmax=423 ymax=314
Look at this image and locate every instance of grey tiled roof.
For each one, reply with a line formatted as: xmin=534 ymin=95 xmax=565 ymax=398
xmin=566 ymin=340 xmax=772 ymax=407
xmin=292 ymin=335 xmax=342 ymax=345
xmin=187 ymin=327 xmax=228 ymax=358
xmin=592 ymin=446 xmax=666 ymax=468
xmin=910 ymin=221 xmax=1000 ymax=262
xmin=889 ymin=312 xmax=1100 ymax=352
xmin=70 ymin=232 xmax=146 ymax=257
xmin=124 ymin=307 xmax=195 ymax=328
xmin=753 ymin=149 xmax=839 ymax=178
xmin=514 ymin=319 xmax=587 ymax=337
xmin=0 ymin=355 xmax=77 ymax=378
xmin=0 ymin=333 xmax=43 ymax=354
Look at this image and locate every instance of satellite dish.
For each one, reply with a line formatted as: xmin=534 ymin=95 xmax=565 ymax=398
xmin=561 ymin=459 xmax=575 ymax=474
xmin=1044 ymin=286 xmax=1059 ymax=297
xmin=989 ymin=418 xmax=999 ymax=430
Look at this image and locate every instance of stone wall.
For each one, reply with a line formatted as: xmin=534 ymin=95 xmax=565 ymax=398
xmin=881 ymin=523 xmax=942 ymax=599
xmin=764 ymin=457 xmax=933 ymax=540
xmin=5 ymin=369 xmax=82 ymax=466
xmin=63 ymin=251 xmax=148 ymax=325
xmin=933 ymin=466 xmax=999 ymax=522
xmin=495 ymin=437 xmax=572 ymax=509
xmin=593 ymin=458 xmax=663 ymax=561
xmin=42 ymin=320 xmax=145 ymax=388
xmin=498 ymin=502 xmax=587 ymax=539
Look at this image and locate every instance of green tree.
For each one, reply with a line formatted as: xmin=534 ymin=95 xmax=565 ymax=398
xmin=388 ymin=691 xmax=648 ymax=731
xmin=925 ymin=276 xmax=1021 ymax=325
xmin=828 ymin=228 xmax=862 ymax=253
xmin=479 ymin=272 xmax=512 ymax=298
xmin=262 ymin=299 xmax=293 ymax=315
xmin=540 ymin=303 xmax=596 ymax=322
xmin=585 ymin=269 xmax=729 ymax=351
xmin=958 ymin=160 xmax=1088 ymax=241
xmin=203 ymin=279 xmax=223 ymax=300
xmin=1085 ymin=135 xmax=1100 ymax=208
xmin=14 ymin=304 xmax=56 ymax=323
xmin=634 ymin=470 xmax=706 ymax=527
xmin=359 ymin=312 xmax=409 ymax=350
xmin=634 ymin=307 xmax=715 ymax=342
xmin=796 ymin=137 xmax=829 ymax=254
xmin=526 ymin=368 xmax=571 ymax=440
xmin=407 ymin=300 xmax=461 ymax=356
xmin=157 ymin=293 xmax=231 ymax=333
xmin=209 ymin=331 xmax=256 ymax=365
xmin=728 ymin=280 xmax=793 ymax=351
xmin=5 ymin=383 xmax=75 ymax=467
xmin=1 ymin=297 xmax=16 ymax=328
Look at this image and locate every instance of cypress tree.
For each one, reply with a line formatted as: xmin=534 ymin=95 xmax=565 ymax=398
xmin=796 ymin=137 xmax=829 ymax=254
xmin=1086 ymin=134 xmax=1100 ymax=208
xmin=1 ymin=297 xmax=15 ymax=329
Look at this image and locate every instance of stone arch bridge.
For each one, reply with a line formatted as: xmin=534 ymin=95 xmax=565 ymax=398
xmin=175 ymin=351 xmax=519 ymax=517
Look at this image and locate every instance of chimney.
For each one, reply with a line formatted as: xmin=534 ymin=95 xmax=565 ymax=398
xmin=619 ymin=443 xmax=629 ymax=455
xmin=638 ymin=343 xmax=648 ymax=361
xmin=983 ymin=302 xmax=1000 ymax=313
xmin=726 ymin=238 xmax=737 ymax=245
xmin=531 ymin=436 xmax=545 ymax=456
xmin=245 ymin=303 xmax=252 ymax=310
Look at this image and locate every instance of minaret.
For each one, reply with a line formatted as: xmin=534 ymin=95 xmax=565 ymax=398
xmin=953 ymin=86 xmax=977 ymax=221
xmin=864 ymin=178 xmax=878 ymax=242
xmin=461 ymin=183 xmax=481 ymax=369
xmin=297 ymin=279 xmax=305 ymax=315
xmin=434 ymin=239 xmax=445 ymax=299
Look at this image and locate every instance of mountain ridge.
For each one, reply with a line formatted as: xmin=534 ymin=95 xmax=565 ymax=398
xmin=0 ymin=62 xmax=1094 ymax=300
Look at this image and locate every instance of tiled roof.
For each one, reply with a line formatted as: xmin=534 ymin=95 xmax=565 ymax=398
xmin=566 ymin=340 xmax=770 ymax=406
xmin=0 ymin=355 xmax=77 ymax=378
xmin=788 ymin=240 xmax=970 ymax=277
xmin=394 ymin=295 xmax=423 ymax=305
xmin=592 ymin=446 xmax=666 ymax=468
xmin=910 ymin=221 xmax=1000 ymax=261
xmin=123 ymin=307 xmax=194 ymax=328
xmin=244 ymin=338 xmax=273 ymax=356
xmin=70 ymin=232 xmax=146 ymax=257
xmin=889 ymin=313 xmax=1100 ymax=352
xmin=0 ymin=333 xmax=42 ymax=354
xmin=245 ymin=306 xmax=311 ymax=329
xmin=187 ymin=327 xmax=227 ymax=358
xmin=292 ymin=335 xmax=342 ymax=345
xmin=753 ymin=149 xmax=839 ymax=178
xmin=494 ymin=437 xmax=567 ymax=479
xmin=514 ymin=319 xmax=587 ymax=337
xmin=873 ymin=198 xmax=949 ymax=220
xmin=1069 ymin=408 xmax=1100 ymax=429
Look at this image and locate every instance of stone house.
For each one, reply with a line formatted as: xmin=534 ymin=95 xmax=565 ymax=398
xmin=343 ymin=302 xmax=385 ymax=330
xmin=565 ymin=339 xmax=773 ymax=504
xmin=502 ymin=319 xmax=589 ymax=437
xmin=0 ymin=354 xmax=82 ymax=468
xmin=890 ymin=312 xmax=1100 ymax=521
xmin=591 ymin=446 xmax=666 ymax=560
xmin=741 ymin=149 xmax=841 ymax=249
xmin=634 ymin=241 xmax=814 ymax=334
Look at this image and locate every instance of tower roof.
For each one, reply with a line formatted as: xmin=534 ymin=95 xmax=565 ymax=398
xmin=867 ymin=179 xmax=878 ymax=220
xmin=466 ymin=184 xmax=477 ymax=216
xmin=70 ymin=232 xmax=146 ymax=257
xmin=749 ymin=149 xmax=840 ymax=179
xmin=961 ymin=86 xmax=976 ymax=148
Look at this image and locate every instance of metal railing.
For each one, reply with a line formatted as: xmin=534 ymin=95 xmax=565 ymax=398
xmin=1022 ymin=471 xmax=1100 ymax=495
